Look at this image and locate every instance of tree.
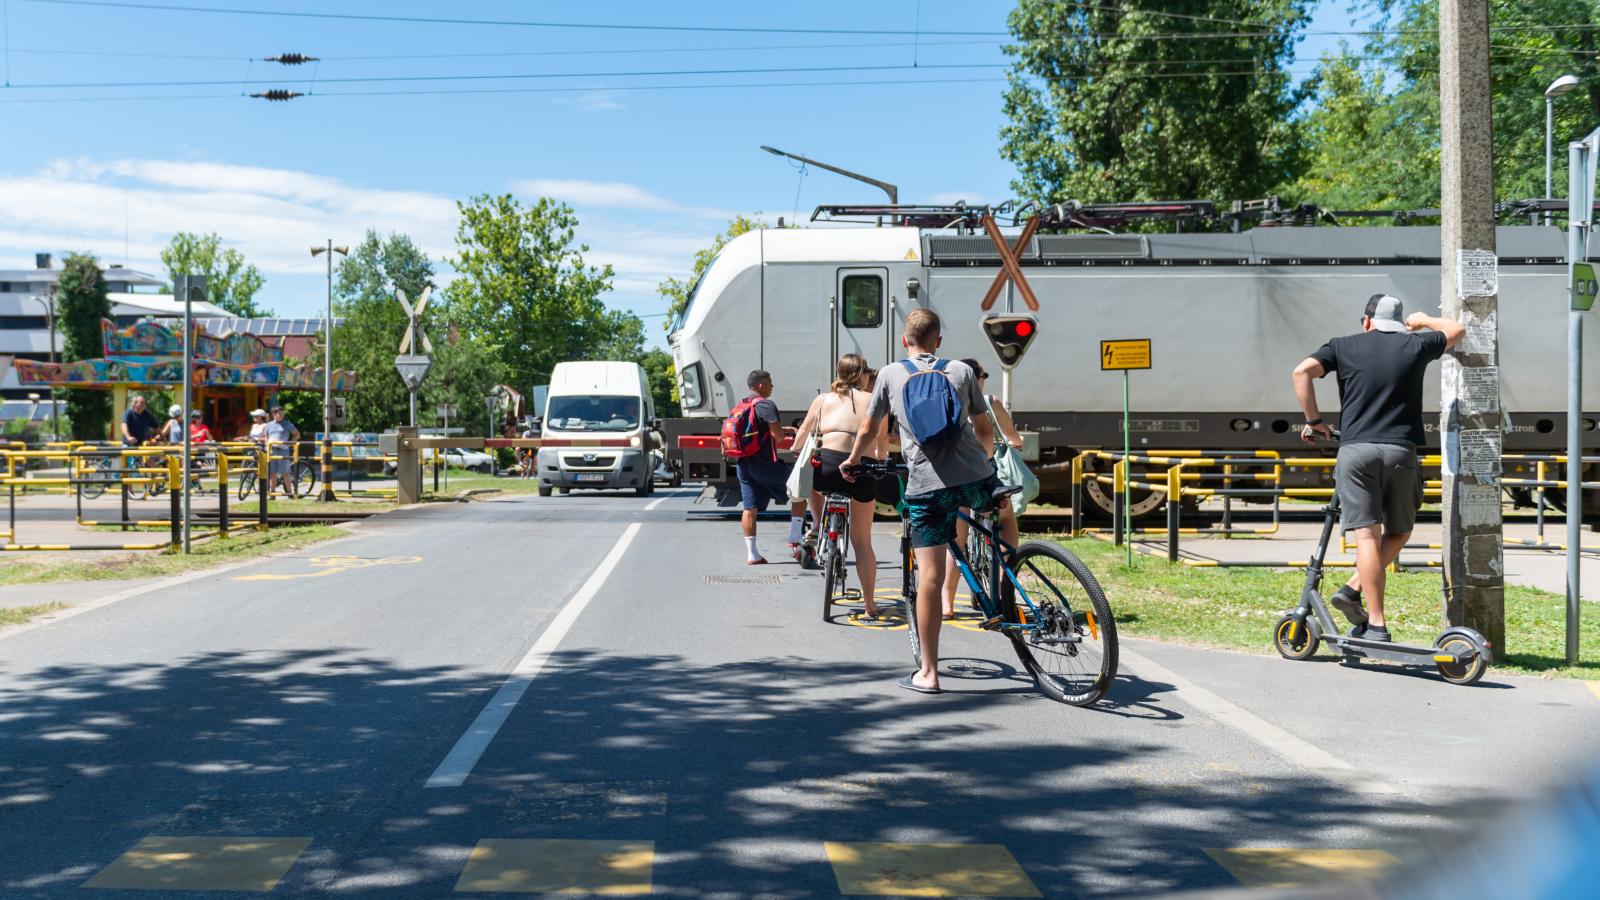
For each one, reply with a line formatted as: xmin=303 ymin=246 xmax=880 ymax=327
xmin=160 ymin=232 xmax=269 ymax=317
xmin=639 ymin=348 xmax=679 ymax=418
xmin=327 ymin=231 xmax=439 ymax=433
xmin=56 ymin=253 xmax=112 ymax=440
xmin=445 ymin=194 xmax=630 ymax=393
xmin=1000 ymin=0 xmax=1313 ymax=206
xmin=659 ymin=215 xmax=764 ymax=332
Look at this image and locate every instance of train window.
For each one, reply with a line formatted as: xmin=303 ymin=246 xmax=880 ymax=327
xmin=841 ymin=274 xmax=883 ymax=328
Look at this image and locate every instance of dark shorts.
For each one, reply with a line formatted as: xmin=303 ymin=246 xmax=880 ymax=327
xmin=813 ymin=449 xmax=881 ymax=504
xmin=1335 ymin=442 xmax=1423 ymax=534
xmin=905 ymin=474 xmax=1004 ymax=549
xmin=736 ymin=458 xmax=791 ymax=511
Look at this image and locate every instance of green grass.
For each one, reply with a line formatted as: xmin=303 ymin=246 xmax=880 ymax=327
xmin=428 ymin=472 xmax=546 ymax=497
xmin=0 ymin=525 xmax=346 ymax=587
xmin=1031 ymin=534 xmax=1600 ymax=680
xmin=0 ymin=602 xmax=67 ymax=627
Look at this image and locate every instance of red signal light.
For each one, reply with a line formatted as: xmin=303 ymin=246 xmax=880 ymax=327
xmin=1015 ymin=320 xmax=1033 ymax=337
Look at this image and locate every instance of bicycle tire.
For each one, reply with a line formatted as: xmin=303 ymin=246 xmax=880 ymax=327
xmin=237 ymin=471 xmax=256 ymax=501
xmin=79 ymin=458 xmax=111 ymax=500
xmin=291 ymin=461 xmax=317 ymax=498
xmin=1006 ymin=541 xmax=1118 ymax=707
xmin=821 ymin=535 xmax=838 ymax=622
xmin=904 ymin=529 xmax=922 ymax=667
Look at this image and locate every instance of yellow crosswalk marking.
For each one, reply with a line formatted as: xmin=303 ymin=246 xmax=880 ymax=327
xmin=1204 ymin=848 xmax=1399 ymax=886
xmin=824 ymin=842 xmax=1041 ymax=897
xmin=1585 ymin=681 xmax=1600 ymax=702
xmin=454 ymin=839 xmax=653 ymax=894
xmin=83 ymin=836 xmax=311 ymax=892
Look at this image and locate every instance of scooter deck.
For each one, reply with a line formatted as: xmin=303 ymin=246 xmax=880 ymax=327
xmin=1330 ymin=636 xmax=1468 ymax=665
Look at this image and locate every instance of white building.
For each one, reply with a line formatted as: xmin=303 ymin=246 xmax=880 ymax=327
xmin=0 ymin=253 xmax=229 ymax=402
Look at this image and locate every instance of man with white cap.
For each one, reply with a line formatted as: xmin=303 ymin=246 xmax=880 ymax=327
xmin=1291 ymin=293 xmax=1463 ymax=642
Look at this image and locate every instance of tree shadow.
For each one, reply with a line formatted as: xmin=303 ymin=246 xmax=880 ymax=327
xmin=0 ymin=647 xmax=1487 ymax=898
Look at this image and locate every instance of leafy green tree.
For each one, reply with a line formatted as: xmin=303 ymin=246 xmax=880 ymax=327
xmin=639 ymin=348 xmax=679 ymax=418
xmin=56 ymin=253 xmax=112 ymax=440
xmin=445 ymin=194 xmax=631 ymax=393
xmin=326 ymin=231 xmax=438 ymax=433
xmin=1001 ymin=0 xmax=1313 ymax=206
xmin=160 ymin=232 xmax=269 ymax=317
xmin=659 ymin=215 xmax=764 ymax=332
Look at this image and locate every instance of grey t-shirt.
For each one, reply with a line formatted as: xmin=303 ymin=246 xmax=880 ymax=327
xmin=868 ymin=354 xmax=992 ymax=496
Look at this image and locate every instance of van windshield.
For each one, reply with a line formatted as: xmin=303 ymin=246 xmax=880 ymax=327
xmin=546 ymin=396 xmax=640 ymax=432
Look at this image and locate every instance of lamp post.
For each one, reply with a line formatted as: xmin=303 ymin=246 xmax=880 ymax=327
xmin=310 ymin=241 xmax=348 ymax=502
xmin=28 ymin=286 xmax=59 ymax=441
xmin=1546 ymin=74 xmax=1581 ymax=226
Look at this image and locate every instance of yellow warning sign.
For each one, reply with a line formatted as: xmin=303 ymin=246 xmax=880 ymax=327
xmin=904 ymin=248 xmax=918 ymax=260
xmin=1100 ymin=339 xmax=1152 ymax=371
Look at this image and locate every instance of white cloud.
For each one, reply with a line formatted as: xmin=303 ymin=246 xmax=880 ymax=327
xmin=554 ymin=90 xmax=625 ymax=112
xmin=514 ymin=178 xmax=732 ymax=220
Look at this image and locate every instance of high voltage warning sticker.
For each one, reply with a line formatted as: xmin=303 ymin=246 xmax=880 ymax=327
xmin=1100 ymin=339 xmax=1152 ymax=371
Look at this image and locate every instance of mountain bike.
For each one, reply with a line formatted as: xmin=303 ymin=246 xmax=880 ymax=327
xmin=851 ymin=460 xmax=1119 ymax=707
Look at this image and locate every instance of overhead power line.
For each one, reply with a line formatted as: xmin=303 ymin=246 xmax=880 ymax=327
xmin=16 ymin=0 xmax=1012 ymax=36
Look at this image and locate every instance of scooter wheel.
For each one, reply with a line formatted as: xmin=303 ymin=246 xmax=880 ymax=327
xmin=1274 ymin=614 xmax=1319 ymax=661
xmin=1435 ymin=634 xmax=1487 ymax=685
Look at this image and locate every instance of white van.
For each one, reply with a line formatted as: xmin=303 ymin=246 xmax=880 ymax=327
xmin=536 ymin=361 xmax=655 ymax=497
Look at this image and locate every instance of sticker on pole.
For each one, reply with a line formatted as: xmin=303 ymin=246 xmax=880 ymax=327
xmin=1100 ymin=339 xmax=1151 ymax=371
xmin=1573 ymin=261 xmax=1598 ymax=311
xmin=1456 ymin=249 xmax=1498 ymax=297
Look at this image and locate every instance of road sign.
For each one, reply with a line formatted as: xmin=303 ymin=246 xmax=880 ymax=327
xmin=396 ymin=286 xmax=434 ymax=354
xmin=436 ymin=403 xmax=457 ymax=418
xmin=1100 ymin=339 xmax=1152 ymax=371
xmin=983 ymin=315 xmax=1039 ymax=369
xmin=395 ymin=354 xmax=432 ymax=391
xmin=1573 ymin=261 xmax=1598 ymax=311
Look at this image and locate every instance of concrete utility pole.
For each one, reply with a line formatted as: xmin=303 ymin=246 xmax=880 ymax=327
xmin=1438 ymin=0 xmax=1504 ymax=657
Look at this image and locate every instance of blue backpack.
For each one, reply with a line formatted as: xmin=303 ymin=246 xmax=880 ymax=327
xmin=899 ymin=358 xmax=965 ymax=446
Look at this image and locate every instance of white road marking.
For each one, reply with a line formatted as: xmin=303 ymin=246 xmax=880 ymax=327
xmin=644 ymin=496 xmax=669 ymax=511
xmin=1119 ymin=646 xmax=1401 ymax=795
xmin=425 ymin=522 xmax=642 ymax=788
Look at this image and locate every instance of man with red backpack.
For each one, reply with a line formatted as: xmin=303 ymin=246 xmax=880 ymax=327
xmin=725 ymin=369 xmax=807 ymax=565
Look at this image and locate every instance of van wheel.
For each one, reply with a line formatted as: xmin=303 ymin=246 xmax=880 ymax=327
xmin=635 ymin=480 xmax=654 ymax=498
xmin=538 ymin=484 xmax=552 ymax=497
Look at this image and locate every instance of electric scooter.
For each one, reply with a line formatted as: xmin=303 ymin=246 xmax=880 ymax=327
xmin=1272 ymin=484 xmax=1492 ymax=686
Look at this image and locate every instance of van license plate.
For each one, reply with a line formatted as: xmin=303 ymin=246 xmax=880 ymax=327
xmin=574 ymin=474 xmax=607 ymax=482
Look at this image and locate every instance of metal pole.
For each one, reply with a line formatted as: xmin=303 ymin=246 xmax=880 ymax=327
xmin=44 ymin=288 xmax=59 ymax=442
xmin=1566 ymin=136 xmax=1591 ymax=665
xmin=180 ymin=275 xmax=193 ymax=554
xmin=1123 ymin=368 xmax=1132 ymax=567
xmin=1547 ymin=97 xmax=1556 ymax=227
xmin=320 ymin=239 xmax=335 ymax=502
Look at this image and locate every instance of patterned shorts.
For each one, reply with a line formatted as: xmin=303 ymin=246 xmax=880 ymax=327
xmin=905 ymin=474 xmax=1003 ymax=549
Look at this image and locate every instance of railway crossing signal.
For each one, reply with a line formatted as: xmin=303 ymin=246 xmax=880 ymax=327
xmin=983 ymin=315 xmax=1039 ymax=370
xmin=397 ymin=286 xmax=434 ymax=354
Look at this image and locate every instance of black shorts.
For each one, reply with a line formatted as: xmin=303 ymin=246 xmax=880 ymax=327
xmin=813 ymin=449 xmax=901 ymax=507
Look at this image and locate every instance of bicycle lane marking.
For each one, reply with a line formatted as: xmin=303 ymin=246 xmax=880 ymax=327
xmin=425 ymin=522 xmax=642 ymax=789
xmin=1118 ymin=646 xmax=1401 ymax=795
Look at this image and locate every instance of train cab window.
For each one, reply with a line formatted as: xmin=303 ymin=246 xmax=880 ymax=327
xmin=841 ymin=274 xmax=883 ymax=328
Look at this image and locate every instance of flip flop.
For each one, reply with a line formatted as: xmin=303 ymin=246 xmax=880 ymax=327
xmin=898 ymin=673 xmax=942 ymax=695
xmin=747 ymin=558 xmax=768 ymax=566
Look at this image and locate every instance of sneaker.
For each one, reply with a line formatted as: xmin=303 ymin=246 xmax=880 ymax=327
xmin=1350 ymin=623 xmax=1390 ymax=642
xmin=1330 ymin=589 xmax=1369 ymax=627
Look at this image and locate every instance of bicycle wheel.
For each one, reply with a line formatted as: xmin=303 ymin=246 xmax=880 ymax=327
xmin=904 ymin=532 xmax=922 ymax=667
xmin=79 ymin=457 xmax=110 ymax=500
xmin=821 ymin=529 xmax=838 ymax=622
xmin=1006 ymin=541 xmax=1118 ymax=707
xmin=237 ymin=471 xmax=256 ymax=501
xmin=964 ymin=517 xmax=994 ymax=615
xmin=291 ymin=461 xmax=318 ymax=498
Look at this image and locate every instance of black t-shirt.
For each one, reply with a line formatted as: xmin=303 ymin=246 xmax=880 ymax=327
xmin=1310 ymin=329 xmax=1448 ymax=446
xmin=122 ymin=407 xmax=161 ymax=445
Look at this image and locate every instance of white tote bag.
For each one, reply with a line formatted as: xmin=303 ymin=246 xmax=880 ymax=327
xmin=786 ymin=431 xmax=817 ymax=498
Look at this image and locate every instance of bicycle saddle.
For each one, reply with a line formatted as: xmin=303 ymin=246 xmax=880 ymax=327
xmin=976 ymin=483 xmax=1023 ymax=512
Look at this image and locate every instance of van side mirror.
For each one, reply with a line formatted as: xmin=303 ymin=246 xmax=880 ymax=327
xmin=649 ymin=417 xmax=662 ymax=431
xmin=530 ymin=417 xmax=542 ymax=431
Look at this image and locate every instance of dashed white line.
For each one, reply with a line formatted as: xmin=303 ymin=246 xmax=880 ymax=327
xmin=425 ymin=522 xmax=642 ymax=788
xmin=1119 ymin=646 xmax=1400 ymax=795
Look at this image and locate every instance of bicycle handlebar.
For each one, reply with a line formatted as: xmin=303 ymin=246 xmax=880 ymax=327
xmin=843 ymin=459 xmax=908 ymax=477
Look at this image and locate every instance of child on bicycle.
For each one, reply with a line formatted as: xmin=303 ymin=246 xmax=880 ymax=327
xmin=844 ymin=308 xmax=999 ymax=695
xmin=794 ymin=353 xmax=888 ymax=618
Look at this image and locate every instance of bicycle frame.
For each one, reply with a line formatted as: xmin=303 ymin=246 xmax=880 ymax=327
xmin=944 ymin=508 xmax=1047 ymax=634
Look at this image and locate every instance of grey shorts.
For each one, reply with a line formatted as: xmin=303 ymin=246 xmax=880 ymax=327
xmin=1335 ymin=442 xmax=1423 ymax=534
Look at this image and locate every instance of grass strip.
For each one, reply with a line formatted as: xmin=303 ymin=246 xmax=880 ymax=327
xmin=0 ymin=602 xmax=68 ymax=627
xmin=0 ymin=525 xmax=345 ymax=587
xmin=1032 ymin=535 xmax=1600 ymax=680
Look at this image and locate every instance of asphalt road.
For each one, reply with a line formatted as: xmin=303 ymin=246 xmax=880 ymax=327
xmin=2 ymin=489 xmax=1598 ymax=898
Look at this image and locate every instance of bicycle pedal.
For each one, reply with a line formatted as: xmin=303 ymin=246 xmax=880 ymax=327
xmin=979 ymin=615 xmax=1005 ymax=631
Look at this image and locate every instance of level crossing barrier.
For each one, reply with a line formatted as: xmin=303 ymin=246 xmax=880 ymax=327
xmin=1063 ymin=446 xmax=1597 ymax=569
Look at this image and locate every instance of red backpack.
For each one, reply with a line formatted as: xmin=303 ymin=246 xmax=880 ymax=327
xmin=720 ymin=396 xmax=766 ymax=459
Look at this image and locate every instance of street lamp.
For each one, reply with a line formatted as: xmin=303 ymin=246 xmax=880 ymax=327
xmin=310 ymin=241 xmax=348 ymax=501
xmin=1546 ymin=74 xmax=1581 ymax=226
xmin=27 ymin=285 xmax=59 ymax=441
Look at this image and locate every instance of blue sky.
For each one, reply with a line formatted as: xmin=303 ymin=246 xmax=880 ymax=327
xmin=0 ymin=0 xmax=1368 ymax=344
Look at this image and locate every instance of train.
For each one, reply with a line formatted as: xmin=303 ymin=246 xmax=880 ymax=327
xmin=663 ymin=202 xmax=1600 ymax=516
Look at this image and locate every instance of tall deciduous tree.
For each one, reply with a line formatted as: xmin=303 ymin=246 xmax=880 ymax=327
xmin=659 ymin=215 xmax=763 ymax=333
xmin=160 ymin=232 xmax=269 ymax=317
xmin=1001 ymin=0 xmax=1313 ymax=205
xmin=57 ymin=253 xmax=112 ymax=440
xmin=446 ymin=194 xmax=633 ymax=393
